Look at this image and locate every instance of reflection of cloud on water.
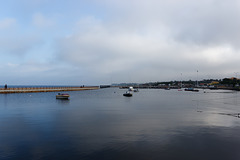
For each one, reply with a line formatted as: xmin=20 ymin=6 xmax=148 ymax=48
xmin=192 ymin=91 xmax=240 ymax=127
xmin=195 ymin=110 xmax=240 ymax=127
xmin=216 ymin=112 xmax=240 ymax=118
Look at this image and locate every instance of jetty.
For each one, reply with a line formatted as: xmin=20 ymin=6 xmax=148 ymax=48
xmin=0 ymin=86 xmax=99 ymax=94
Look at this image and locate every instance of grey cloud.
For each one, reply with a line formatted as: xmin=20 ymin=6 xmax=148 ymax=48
xmin=101 ymin=0 xmax=240 ymax=47
xmin=55 ymin=0 xmax=240 ymax=83
xmin=0 ymin=36 xmax=42 ymax=56
xmin=167 ymin=1 xmax=240 ymax=47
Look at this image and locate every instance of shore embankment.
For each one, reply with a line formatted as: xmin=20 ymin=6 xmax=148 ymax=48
xmin=0 ymin=86 xmax=99 ymax=94
xmin=119 ymin=86 xmax=240 ymax=90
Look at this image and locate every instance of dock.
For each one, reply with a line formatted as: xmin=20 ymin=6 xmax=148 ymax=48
xmin=0 ymin=86 xmax=99 ymax=94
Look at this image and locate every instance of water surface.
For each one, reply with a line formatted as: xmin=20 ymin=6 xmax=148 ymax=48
xmin=0 ymin=88 xmax=240 ymax=160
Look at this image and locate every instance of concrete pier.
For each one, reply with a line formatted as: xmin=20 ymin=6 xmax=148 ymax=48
xmin=0 ymin=86 xmax=99 ymax=94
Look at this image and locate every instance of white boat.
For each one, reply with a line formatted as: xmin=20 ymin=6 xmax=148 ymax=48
xmin=56 ymin=93 xmax=70 ymax=99
xmin=128 ymin=86 xmax=134 ymax=91
xmin=129 ymin=86 xmax=139 ymax=92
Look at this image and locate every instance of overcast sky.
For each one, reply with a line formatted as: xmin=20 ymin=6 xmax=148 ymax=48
xmin=0 ymin=0 xmax=240 ymax=85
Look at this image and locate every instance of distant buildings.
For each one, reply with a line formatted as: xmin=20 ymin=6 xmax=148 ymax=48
xmin=114 ymin=77 xmax=240 ymax=90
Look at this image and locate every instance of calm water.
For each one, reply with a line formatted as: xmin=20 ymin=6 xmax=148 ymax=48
xmin=0 ymin=88 xmax=240 ymax=160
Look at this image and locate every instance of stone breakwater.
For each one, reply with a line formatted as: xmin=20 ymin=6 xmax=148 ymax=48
xmin=0 ymin=86 xmax=99 ymax=94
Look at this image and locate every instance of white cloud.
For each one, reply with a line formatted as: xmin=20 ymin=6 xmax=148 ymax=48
xmin=57 ymin=18 xmax=169 ymax=75
xmin=56 ymin=6 xmax=240 ymax=83
xmin=32 ymin=13 xmax=55 ymax=28
xmin=98 ymin=0 xmax=240 ymax=47
xmin=0 ymin=35 xmax=41 ymax=56
xmin=0 ymin=18 xmax=16 ymax=29
xmin=7 ymin=63 xmax=19 ymax=67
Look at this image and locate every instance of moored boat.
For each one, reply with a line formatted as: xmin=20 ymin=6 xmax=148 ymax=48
xmin=123 ymin=91 xmax=133 ymax=97
xmin=184 ymin=88 xmax=199 ymax=92
xmin=56 ymin=93 xmax=70 ymax=99
xmin=128 ymin=86 xmax=134 ymax=91
xmin=133 ymin=89 xmax=139 ymax=92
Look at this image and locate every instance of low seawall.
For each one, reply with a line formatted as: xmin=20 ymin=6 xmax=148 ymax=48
xmin=0 ymin=86 xmax=99 ymax=94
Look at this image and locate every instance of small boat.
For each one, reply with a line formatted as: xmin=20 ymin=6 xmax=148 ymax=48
xmin=128 ymin=86 xmax=134 ymax=91
xmin=56 ymin=93 xmax=70 ymax=99
xmin=184 ymin=88 xmax=199 ymax=92
xmin=133 ymin=89 xmax=139 ymax=92
xmin=123 ymin=91 xmax=132 ymax=97
xmin=192 ymin=89 xmax=199 ymax=92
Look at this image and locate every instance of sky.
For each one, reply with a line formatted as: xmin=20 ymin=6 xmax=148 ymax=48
xmin=1 ymin=0 xmax=240 ymax=85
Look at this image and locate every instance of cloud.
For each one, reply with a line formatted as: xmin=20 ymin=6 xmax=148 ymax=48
xmin=32 ymin=13 xmax=55 ymax=28
xmin=97 ymin=0 xmax=240 ymax=48
xmin=56 ymin=5 xmax=240 ymax=83
xmin=0 ymin=35 xmax=42 ymax=56
xmin=164 ymin=0 xmax=240 ymax=47
xmin=57 ymin=17 xmax=170 ymax=75
xmin=0 ymin=16 xmax=43 ymax=57
xmin=2 ymin=0 xmax=240 ymax=84
xmin=0 ymin=18 xmax=16 ymax=29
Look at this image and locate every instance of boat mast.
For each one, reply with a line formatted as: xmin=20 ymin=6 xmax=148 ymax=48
xmin=181 ymin=73 xmax=182 ymax=88
xmin=196 ymin=70 xmax=199 ymax=87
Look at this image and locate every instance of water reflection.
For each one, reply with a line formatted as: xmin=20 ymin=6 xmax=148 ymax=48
xmin=56 ymin=99 xmax=70 ymax=105
xmin=3 ymin=94 xmax=8 ymax=107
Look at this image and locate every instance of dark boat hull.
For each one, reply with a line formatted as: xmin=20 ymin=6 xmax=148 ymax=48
xmin=185 ymin=88 xmax=199 ymax=92
xmin=123 ymin=93 xmax=132 ymax=97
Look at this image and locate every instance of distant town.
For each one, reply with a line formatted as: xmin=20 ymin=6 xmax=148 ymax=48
xmin=105 ymin=77 xmax=240 ymax=90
